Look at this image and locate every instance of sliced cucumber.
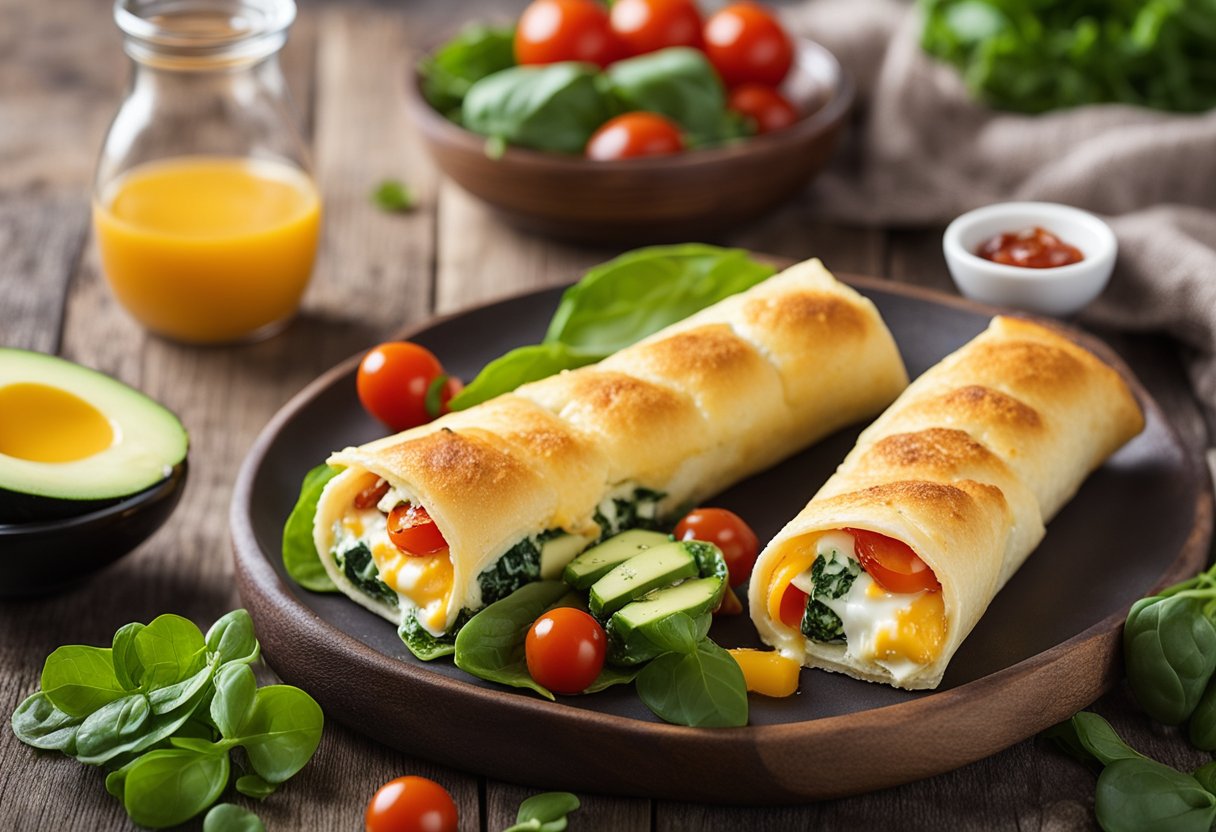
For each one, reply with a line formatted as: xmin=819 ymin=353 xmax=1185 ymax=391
xmin=539 ymin=532 xmax=597 ymax=580
xmin=588 ymin=541 xmax=698 ymax=618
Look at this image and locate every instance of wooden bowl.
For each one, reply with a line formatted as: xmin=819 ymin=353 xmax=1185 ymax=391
xmin=404 ymin=40 xmax=854 ymax=243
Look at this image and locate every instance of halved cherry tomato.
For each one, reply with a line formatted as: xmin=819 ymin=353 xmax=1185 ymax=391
xmin=728 ymin=84 xmax=798 ymax=134
xmin=515 ymin=0 xmax=624 ymax=68
xmin=846 ymin=527 xmax=941 ymax=594
xmin=610 ymin=0 xmax=703 ymax=56
xmin=366 ymin=775 xmax=458 ymax=832
xmin=388 ymin=504 xmax=448 ymax=556
xmin=778 ymin=583 xmax=808 ymax=628
xmin=703 ymin=2 xmax=793 ymax=87
xmin=586 ymin=112 xmax=684 ymax=160
xmin=357 ymin=341 xmax=455 ymax=433
xmin=354 ymin=479 xmax=390 ymax=510
xmin=525 ymin=607 xmax=606 ymax=695
xmin=674 ymin=507 xmax=760 ymax=587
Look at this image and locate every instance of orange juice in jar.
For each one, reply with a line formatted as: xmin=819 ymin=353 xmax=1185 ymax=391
xmin=95 ymin=0 xmax=318 ymax=344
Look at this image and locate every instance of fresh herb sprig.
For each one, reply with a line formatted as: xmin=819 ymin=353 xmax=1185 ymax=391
xmin=502 ymin=791 xmax=581 ymax=832
xmin=11 ymin=610 xmax=323 ymax=830
xmin=634 ymin=612 xmax=748 ymax=728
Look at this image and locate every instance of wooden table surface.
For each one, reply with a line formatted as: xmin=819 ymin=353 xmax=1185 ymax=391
xmin=1 ymin=0 xmax=1211 ymax=829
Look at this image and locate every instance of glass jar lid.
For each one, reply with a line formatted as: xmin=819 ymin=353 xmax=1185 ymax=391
xmin=115 ymin=0 xmax=296 ymax=68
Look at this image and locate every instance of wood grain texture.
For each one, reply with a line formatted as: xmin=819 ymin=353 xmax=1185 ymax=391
xmin=0 ymin=0 xmax=1212 ymax=828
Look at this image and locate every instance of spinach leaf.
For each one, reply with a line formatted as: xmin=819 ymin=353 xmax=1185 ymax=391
xmin=545 ymin=244 xmax=776 ymax=355
xmin=371 ymin=180 xmax=414 ymax=214
xmin=606 ymin=47 xmax=746 ymax=146
xmin=1189 ymin=674 xmax=1216 ymax=750
xmin=122 ymin=747 xmax=231 ymax=830
xmin=503 ymin=791 xmax=581 ymax=832
xmin=134 ymin=613 xmax=207 ymax=690
xmin=282 ymin=463 xmax=341 ymax=592
xmin=206 ymin=609 xmax=259 ymax=667
xmin=463 ymin=62 xmax=612 ymax=154
xmin=76 ymin=673 xmax=212 ymax=765
xmin=10 ymin=692 xmax=83 ymax=753
xmin=639 ymin=611 xmax=708 ymax=656
xmin=1064 ymin=712 xmax=1148 ymax=766
xmin=1095 ymin=758 xmax=1216 ymax=832
xmin=211 ymin=664 xmax=257 ymax=739
xmin=1194 ymin=762 xmax=1216 ymax=795
xmin=454 ymin=581 xmax=570 ymax=700
xmin=40 ymin=645 xmax=127 ymax=717
xmin=1124 ymin=595 xmax=1216 ymax=725
xmin=450 ymin=245 xmax=775 ymax=410
xmin=636 ymin=640 xmax=748 ymax=727
xmin=686 ymin=541 xmax=728 ymax=585
xmin=237 ymin=685 xmax=325 ymax=784
xmin=338 ymin=543 xmax=399 ymax=608
xmin=147 ymin=664 xmax=214 ymax=716
xmin=419 ymin=24 xmax=516 ymax=113
xmin=583 ymin=664 xmax=640 ymax=694
xmin=811 ymin=553 xmax=860 ymax=601
xmin=235 ymin=773 xmax=278 ymax=800
xmin=112 ymin=622 xmax=146 ymax=690
xmin=204 ymin=803 xmax=266 ymax=832
xmin=448 ymin=342 xmax=599 ymax=411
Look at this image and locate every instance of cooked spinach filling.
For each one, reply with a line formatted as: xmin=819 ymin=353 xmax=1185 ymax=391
xmin=478 ymin=536 xmax=543 ymax=605
xmin=800 ymin=551 xmax=861 ymax=643
xmin=398 ymin=608 xmax=473 ymax=661
xmin=593 ymin=487 xmax=666 ymax=541
xmin=336 ymin=543 xmax=398 ymax=609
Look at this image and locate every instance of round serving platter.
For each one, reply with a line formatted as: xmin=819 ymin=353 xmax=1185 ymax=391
xmin=231 ymin=273 xmax=1212 ymax=803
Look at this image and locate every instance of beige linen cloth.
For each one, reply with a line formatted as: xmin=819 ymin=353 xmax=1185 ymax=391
xmin=786 ymin=0 xmax=1216 ymax=471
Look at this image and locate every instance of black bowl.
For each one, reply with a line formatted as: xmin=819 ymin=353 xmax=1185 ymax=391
xmin=0 ymin=461 xmax=188 ymax=598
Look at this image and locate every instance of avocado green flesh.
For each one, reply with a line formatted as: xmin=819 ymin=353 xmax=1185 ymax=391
xmin=588 ymin=541 xmax=699 ymax=618
xmin=0 ymin=349 xmax=188 ymax=524
xmin=613 ymin=576 xmax=725 ymax=638
xmin=563 ymin=529 xmax=670 ymax=589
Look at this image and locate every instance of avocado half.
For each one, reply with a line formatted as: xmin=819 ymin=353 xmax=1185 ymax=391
xmin=0 ymin=349 xmax=189 ymax=524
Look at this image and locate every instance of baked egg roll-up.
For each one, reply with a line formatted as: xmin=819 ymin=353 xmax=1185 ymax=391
xmin=749 ymin=316 xmax=1145 ymax=690
xmin=314 ymin=259 xmax=909 ymax=644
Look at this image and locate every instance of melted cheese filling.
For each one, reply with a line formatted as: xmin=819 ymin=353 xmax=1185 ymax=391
xmin=332 ymin=484 xmax=453 ymax=636
xmin=772 ymin=531 xmax=947 ymax=682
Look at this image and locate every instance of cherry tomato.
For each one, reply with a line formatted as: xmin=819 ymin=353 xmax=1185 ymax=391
xmin=354 ymin=479 xmax=390 ymax=510
xmin=674 ymin=507 xmax=760 ymax=587
xmin=525 ymin=607 xmax=606 ymax=695
xmin=366 ymin=775 xmax=458 ymax=832
xmin=728 ymin=84 xmax=799 ymax=134
xmin=610 ymin=0 xmax=703 ymax=56
xmin=845 ymin=527 xmax=941 ymax=595
xmin=357 ymin=342 xmax=455 ymax=433
xmin=778 ymin=582 xmax=808 ymax=628
xmin=703 ymin=2 xmax=793 ymax=87
xmin=515 ymin=0 xmax=624 ymax=68
xmin=585 ymin=112 xmax=684 ymax=160
xmin=388 ymin=504 xmax=448 ymax=556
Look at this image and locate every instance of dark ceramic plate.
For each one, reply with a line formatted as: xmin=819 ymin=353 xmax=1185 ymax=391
xmin=231 ymin=275 xmax=1212 ymax=803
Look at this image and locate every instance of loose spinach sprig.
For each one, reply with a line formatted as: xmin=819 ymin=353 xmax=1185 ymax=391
xmin=11 ymin=610 xmax=323 ymax=829
xmin=503 ymin=791 xmax=581 ymax=832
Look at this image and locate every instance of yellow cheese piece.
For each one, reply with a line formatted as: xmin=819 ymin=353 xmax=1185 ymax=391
xmin=728 ymin=649 xmax=801 ymax=697
xmin=764 ymin=549 xmax=816 ymax=628
xmin=872 ymin=591 xmax=947 ymax=666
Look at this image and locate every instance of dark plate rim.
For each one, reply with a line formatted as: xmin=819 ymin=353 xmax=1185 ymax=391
xmin=230 ymin=271 xmax=1212 ymax=773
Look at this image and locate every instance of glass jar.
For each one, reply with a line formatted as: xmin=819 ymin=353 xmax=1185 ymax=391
xmin=93 ymin=0 xmax=320 ymax=345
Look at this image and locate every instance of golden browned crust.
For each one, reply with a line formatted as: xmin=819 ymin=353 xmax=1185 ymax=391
xmin=742 ymin=290 xmax=868 ymax=344
xmin=375 ymin=427 xmax=538 ymax=498
xmin=938 ymin=386 xmax=1044 ymax=430
xmin=816 ymin=479 xmax=1009 ymax=529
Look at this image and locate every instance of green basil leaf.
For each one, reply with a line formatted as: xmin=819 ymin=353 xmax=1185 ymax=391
xmin=112 ymin=622 xmax=146 ymax=690
xmin=40 ymin=645 xmax=126 ymax=717
xmin=236 ymin=685 xmax=324 ymax=784
xmin=638 ymin=612 xmax=702 ymax=656
xmin=419 ymin=24 xmax=516 ymax=112
xmin=211 ymin=664 xmax=258 ymax=739
xmin=449 ymin=342 xmax=601 ymax=411
xmin=1095 ymin=758 xmax=1216 ymax=832
xmin=543 ymin=244 xmax=776 ymax=354
xmin=206 ymin=609 xmax=260 ymax=667
xmin=1124 ymin=595 xmax=1216 ymax=725
xmin=606 ymin=47 xmax=739 ymax=145
xmin=1194 ymin=761 xmax=1216 ymax=794
xmin=105 ymin=756 xmax=140 ymax=799
xmin=583 ymin=664 xmax=640 ymax=694
xmin=134 ymin=614 xmax=207 ymax=690
xmin=122 ymin=747 xmax=231 ymax=829
xmin=147 ymin=664 xmax=214 ymax=715
xmin=204 ymin=803 xmax=266 ymax=832
xmin=636 ymin=640 xmax=748 ymax=728
xmin=10 ymin=691 xmax=83 ymax=753
xmin=282 ymin=464 xmax=341 ymax=592
xmin=170 ymin=736 xmax=229 ymax=753
xmin=463 ymin=62 xmax=612 ymax=154
xmin=235 ymin=773 xmax=278 ymax=800
xmin=453 ymin=581 xmax=570 ymax=700
xmin=502 ymin=792 xmax=581 ymax=832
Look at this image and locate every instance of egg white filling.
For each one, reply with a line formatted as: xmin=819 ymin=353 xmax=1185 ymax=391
xmin=790 ymin=532 xmax=936 ymax=683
